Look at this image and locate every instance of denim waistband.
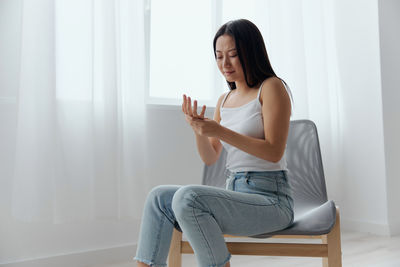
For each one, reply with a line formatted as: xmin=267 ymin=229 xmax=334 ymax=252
xmin=226 ymin=170 xmax=291 ymax=196
xmin=227 ymin=170 xmax=287 ymax=179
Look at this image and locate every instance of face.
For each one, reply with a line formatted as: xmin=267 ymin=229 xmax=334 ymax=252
xmin=215 ymin=34 xmax=245 ymax=83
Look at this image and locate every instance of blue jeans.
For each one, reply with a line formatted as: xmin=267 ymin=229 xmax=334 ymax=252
xmin=134 ymin=170 xmax=294 ymax=267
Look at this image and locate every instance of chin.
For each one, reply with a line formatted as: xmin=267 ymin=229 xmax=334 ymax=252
xmin=225 ymin=76 xmax=236 ymax=83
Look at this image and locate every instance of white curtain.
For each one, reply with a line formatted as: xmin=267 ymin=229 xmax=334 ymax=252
xmin=12 ymin=0 xmax=147 ymax=223
xmin=267 ymin=0 xmax=344 ymax=199
xmin=10 ymin=0 xmax=344 ymax=224
xmin=222 ymin=0 xmax=344 ymax=199
xmin=271 ymin=0 xmax=344 ymax=201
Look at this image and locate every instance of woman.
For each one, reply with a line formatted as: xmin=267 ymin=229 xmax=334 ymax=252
xmin=134 ymin=19 xmax=293 ymax=267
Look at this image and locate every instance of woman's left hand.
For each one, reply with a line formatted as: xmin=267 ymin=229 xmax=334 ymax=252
xmin=182 ymin=94 xmax=221 ymax=137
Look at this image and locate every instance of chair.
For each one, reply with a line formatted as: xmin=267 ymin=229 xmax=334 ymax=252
xmin=168 ymin=120 xmax=342 ymax=267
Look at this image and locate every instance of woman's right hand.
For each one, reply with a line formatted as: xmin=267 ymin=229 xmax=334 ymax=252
xmin=182 ymin=94 xmax=206 ymax=126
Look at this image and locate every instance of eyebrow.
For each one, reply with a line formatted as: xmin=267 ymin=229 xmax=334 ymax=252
xmin=216 ymin=48 xmax=237 ymax=52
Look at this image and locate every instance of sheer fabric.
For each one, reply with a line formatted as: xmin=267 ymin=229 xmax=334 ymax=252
xmin=10 ymin=0 xmax=343 ymax=223
xmin=12 ymin=0 xmax=147 ymax=223
xmin=223 ymin=0 xmax=343 ymax=200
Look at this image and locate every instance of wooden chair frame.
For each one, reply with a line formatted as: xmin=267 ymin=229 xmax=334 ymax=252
xmin=168 ymin=207 xmax=342 ymax=267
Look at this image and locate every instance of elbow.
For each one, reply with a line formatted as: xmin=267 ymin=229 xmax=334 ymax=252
xmin=204 ymin=158 xmax=217 ymax=166
xmin=270 ymin=157 xmax=282 ymax=164
xmin=203 ymin=147 xmax=221 ymax=166
xmin=267 ymin=149 xmax=285 ymax=163
xmin=204 ymin=153 xmax=220 ymax=166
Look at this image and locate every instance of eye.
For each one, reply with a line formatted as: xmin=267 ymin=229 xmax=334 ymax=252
xmin=230 ymin=54 xmax=237 ymax=58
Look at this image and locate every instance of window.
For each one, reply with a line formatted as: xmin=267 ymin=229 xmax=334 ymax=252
xmin=147 ymin=0 xmax=271 ymax=107
xmin=148 ymin=0 xmax=218 ymax=106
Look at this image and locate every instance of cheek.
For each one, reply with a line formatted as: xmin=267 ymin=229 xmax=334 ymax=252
xmin=217 ymin=61 xmax=223 ymax=71
xmin=232 ymin=58 xmax=242 ymax=70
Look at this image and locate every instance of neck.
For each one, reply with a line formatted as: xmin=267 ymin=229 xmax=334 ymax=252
xmin=234 ymin=80 xmax=260 ymax=94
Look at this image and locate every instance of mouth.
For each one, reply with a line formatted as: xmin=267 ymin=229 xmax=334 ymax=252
xmin=224 ymin=71 xmax=235 ymax=76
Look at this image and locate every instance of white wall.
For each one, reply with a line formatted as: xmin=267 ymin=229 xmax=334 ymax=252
xmin=378 ymin=0 xmax=400 ymax=235
xmin=327 ymin=0 xmax=389 ymax=235
xmin=144 ymin=105 xmax=207 ymax=190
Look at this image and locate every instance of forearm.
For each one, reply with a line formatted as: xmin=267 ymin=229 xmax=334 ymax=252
xmin=217 ymin=125 xmax=283 ymax=163
xmin=194 ymin=133 xmax=218 ymax=165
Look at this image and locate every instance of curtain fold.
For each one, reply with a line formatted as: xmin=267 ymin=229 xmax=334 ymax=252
xmin=222 ymin=0 xmax=344 ymax=200
xmin=10 ymin=0 xmax=345 ymax=223
xmin=12 ymin=0 xmax=147 ymax=223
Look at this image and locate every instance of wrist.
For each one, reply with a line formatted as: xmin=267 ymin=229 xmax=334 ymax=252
xmin=215 ymin=124 xmax=224 ymax=139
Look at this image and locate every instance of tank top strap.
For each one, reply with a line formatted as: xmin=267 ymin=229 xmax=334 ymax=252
xmin=220 ymin=90 xmax=232 ymax=109
xmin=257 ymin=80 xmax=266 ymax=100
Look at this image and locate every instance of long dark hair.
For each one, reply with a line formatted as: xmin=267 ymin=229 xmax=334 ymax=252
xmin=213 ymin=19 xmax=288 ymax=92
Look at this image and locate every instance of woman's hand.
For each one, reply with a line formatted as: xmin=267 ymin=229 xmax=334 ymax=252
xmin=190 ymin=117 xmax=221 ymax=137
xmin=182 ymin=94 xmax=221 ymax=137
xmin=182 ymin=94 xmax=205 ymax=121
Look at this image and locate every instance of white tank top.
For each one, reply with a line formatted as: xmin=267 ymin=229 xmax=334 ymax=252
xmin=219 ymin=80 xmax=288 ymax=172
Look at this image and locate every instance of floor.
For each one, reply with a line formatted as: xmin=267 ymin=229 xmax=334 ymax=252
xmin=89 ymin=230 xmax=400 ymax=267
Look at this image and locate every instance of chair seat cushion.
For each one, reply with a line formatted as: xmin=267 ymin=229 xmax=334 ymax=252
xmin=250 ymin=200 xmax=336 ymax=238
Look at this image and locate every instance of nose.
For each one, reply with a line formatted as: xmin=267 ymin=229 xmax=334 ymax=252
xmin=222 ymin=57 xmax=231 ymax=68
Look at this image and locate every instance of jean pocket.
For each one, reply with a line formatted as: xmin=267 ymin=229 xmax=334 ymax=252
xmin=246 ymin=176 xmax=277 ymax=191
xmin=243 ymin=176 xmax=279 ymax=203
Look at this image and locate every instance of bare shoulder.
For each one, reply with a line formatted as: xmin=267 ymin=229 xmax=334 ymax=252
xmin=217 ymin=92 xmax=228 ymax=105
xmin=260 ymin=77 xmax=289 ymax=104
xmin=262 ymin=76 xmax=286 ymax=94
xmin=213 ymin=92 xmax=229 ymax=122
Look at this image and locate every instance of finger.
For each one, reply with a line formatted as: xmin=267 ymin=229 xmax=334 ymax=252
xmin=193 ymin=100 xmax=199 ymax=117
xmin=182 ymin=94 xmax=186 ymax=113
xmin=186 ymin=95 xmax=190 ymax=115
xmin=199 ymin=105 xmax=206 ymax=118
xmin=185 ymin=95 xmax=190 ymax=115
xmin=188 ymin=97 xmax=193 ymax=116
xmin=183 ymin=94 xmax=189 ymax=113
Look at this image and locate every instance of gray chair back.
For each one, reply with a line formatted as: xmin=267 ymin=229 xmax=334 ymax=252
xmin=201 ymin=120 xmax=328 ymax=220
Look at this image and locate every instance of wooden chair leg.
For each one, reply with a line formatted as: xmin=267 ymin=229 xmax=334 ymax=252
xmin=322 ymin=208 xmax=342 ymax=267
xmin=168 ymin=228 xmax=183 ymax=267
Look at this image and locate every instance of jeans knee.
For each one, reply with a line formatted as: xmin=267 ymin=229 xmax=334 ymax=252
xmin=171 ymin=186 xmax=197 ymax=217
xmin=172 ymin=185 xmax=209 ymax=218
xmin=145 ymin=185 xmax=175 ymax=209
xmin=147 ymin=185 xmax=166 ymax=200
